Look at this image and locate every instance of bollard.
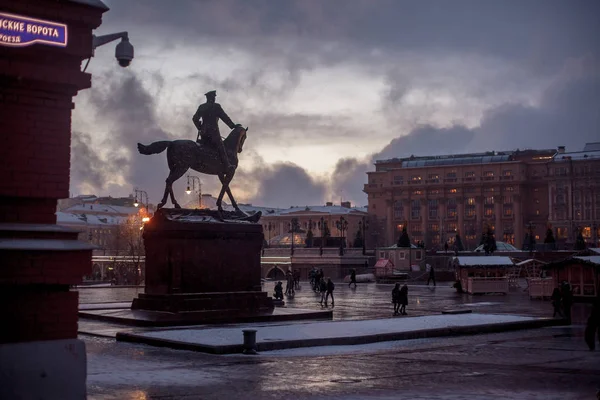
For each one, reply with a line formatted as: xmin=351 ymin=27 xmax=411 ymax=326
xmin=242 ymin=329 xmax=258 ymax=355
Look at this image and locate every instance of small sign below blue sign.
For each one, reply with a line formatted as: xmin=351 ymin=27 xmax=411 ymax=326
xmin=0 ymin=12 xmax=67 ymax=48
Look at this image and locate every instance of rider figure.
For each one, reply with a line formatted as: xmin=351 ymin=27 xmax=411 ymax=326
xmin=192 ymin=90 xmax=237 ymax=175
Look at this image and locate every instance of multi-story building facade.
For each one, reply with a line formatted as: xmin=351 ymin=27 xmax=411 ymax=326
xmin=259 ymin=202 xmax=368 ymax=248
xmin=365 ymin=143 xmax=600 ymax=250
xmin=547 ymin=143 xmax=600 ymax=245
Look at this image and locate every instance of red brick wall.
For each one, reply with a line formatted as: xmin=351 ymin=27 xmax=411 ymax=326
xmin=0 ymin=0 xmax=106 ymax=344
xmin=0 ymin=290 xmax=79 ymax=343
xmin=0 ymin=0 xmax=104 ymax=224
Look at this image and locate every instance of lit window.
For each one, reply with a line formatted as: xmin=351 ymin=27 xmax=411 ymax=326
xmin=484 ymin=171 xmax=494 ymax=177
xmin=449 ymin=188 xmax=457 ymax=193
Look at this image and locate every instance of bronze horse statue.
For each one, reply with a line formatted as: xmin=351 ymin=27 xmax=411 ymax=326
xmin=137 ymin=125 xmax=248 ymax=216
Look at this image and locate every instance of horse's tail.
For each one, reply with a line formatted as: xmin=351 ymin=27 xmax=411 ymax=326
xmin=137 ymin=141 xmax=170 ymax=155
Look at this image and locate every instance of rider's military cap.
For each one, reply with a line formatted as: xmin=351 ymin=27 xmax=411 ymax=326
xmin=205 ymin=90 xmax=217 ymax=97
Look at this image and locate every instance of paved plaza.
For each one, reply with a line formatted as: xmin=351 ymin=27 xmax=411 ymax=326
xmin=78 ymin=281 xmax=599 ymax=399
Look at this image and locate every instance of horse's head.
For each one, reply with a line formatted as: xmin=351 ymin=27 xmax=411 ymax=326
xmin=235 ymin=126 xmax=247 ymax=153
xmin=224 ymin=125 xmax=248 ymax=155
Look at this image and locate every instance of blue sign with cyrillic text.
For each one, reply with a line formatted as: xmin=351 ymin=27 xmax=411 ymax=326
xmin=0 ymin=12 xmax=67 ymax=48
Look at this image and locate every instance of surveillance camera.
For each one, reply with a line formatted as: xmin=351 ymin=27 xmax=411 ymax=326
xmin=115 ymin=37 xmax=134 ymax=68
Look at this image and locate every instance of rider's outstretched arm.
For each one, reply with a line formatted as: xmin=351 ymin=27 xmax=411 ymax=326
xmin=217 ymin=104 xmax=236 ymax=130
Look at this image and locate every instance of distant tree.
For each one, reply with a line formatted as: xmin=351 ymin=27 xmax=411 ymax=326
xmin=397 ymin=226 xmax=411 ymax=248
xmin=575 ymin=230 xmax=586 ymax=250
xmin=483 ymin=227 xmax=497 ymax=255
xmin=543 ymin=228 xmax=556 ymax=244
xmin=353 ymin=228 xmax=364 ymax=248
xmin=322 ymin=221 xmax=331 ymax=238
xmin=305 ymin=224 xmax=314 ymax=248
xmin=455 ymin=233 xmax=465 ymax=252
xmin=108 ymin=215 xmax=145 ymax=285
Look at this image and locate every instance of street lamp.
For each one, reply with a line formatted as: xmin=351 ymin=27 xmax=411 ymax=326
xmin=266 ymin=222 xmax=274 ymax=247
xmin=133 ymin=188 xmax=148 ymax=210
xmin=359 ymin=216 xmax=369 ymax=255
xmin=185 ymin=175 xmax=202 ymax=209
xmin=336 ymin=216 xmax=348 ymax=256
xmin=318 ymin=217 xmax=326 ymax=256
xmin=290 ymin=218 xmax=299 ymax=257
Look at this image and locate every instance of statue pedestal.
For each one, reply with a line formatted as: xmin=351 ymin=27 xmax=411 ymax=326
xmin=132 ymin=209 xmax=273 ymax=318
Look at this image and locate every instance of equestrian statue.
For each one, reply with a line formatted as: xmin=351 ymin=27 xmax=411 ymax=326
xmin=137 ymin=90 xmax=252 ymax=220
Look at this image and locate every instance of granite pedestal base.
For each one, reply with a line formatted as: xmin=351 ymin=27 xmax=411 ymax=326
xmin=131 ymin=209 xmax=274 ymax=324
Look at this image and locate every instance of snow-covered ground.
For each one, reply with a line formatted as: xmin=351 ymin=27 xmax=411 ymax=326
xmin=136 ymin=313 xmax=539 ymax=347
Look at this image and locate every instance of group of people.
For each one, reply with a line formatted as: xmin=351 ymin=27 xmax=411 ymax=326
xmin=391 ymin=283 xmax=409 ymax=315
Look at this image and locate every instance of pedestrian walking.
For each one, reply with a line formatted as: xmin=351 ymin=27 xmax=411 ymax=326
xmin=319 ymin=278 xmax=327 ymax=305
xmin=561 ymin=281 xmax=573 ymax=323
xmin=427 ymin=264 xmax=436 ymax=287
xmin=349 ymin=269 xmax=357 ymax=288
xmin=285 ymin=270 xmax=295 ymax=296
xmin=325 ymin=277 xmax=335 ymax=306
xmin=273 ymin=281 xmax=284 ymax=300
xmin=584 ymin=296 xmax=600 ymax=351
xmin=392 ymin=283 xmax=401 ymax=315
xmin=551 ymin=287 xmax=563 ymax=318
xmin=399 ymin=284 xmax=408 ymax=315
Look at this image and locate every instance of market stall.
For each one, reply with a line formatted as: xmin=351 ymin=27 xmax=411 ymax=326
xmin=454 ymin=256 xmax=513 ymax=294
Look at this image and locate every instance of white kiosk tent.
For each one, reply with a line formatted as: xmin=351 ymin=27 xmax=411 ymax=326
xmin=454 ymin=256 xmax=513 ymax=294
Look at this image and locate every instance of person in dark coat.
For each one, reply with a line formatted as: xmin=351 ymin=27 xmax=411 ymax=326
xmin=319 ymin=278 xmax=327 ymax=305
xmin=561 ymin=281 xmax=573 ymax=323
xmin=399 ymin=284 xmax=408 ymax=315
xmin=551 ymin=287 xmax=563 ymax=318
xmin=584 ymin=296 xmax=600 ymax=351
xmin=349 ymin=269 xmax=357 ymax=288
xmin=427 ymin=265 xmax=436 ymax=287
xmin=392 ymin=283 xmax=401 ymax=315
xmin=273 ymin=281 xmax=284 ymax=300
xmin=325 ymin=278 xmax=335 ymax=306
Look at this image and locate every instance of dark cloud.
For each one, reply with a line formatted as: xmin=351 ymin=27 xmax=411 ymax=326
xmin=235 ymin=160 xmax=328 ymax=208
xmin=332 ymin=64 xmax=600 ymax=206
xmin=101 ymin=0 xmax=599 ymax=72
xmin=70 ymin=131 xmax=127 ymax=191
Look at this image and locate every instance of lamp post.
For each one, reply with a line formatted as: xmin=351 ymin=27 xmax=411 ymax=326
xmin=185 ymin=175 xmax=202 ymax=209
xmin=318 ymin=217 xmax=326 ymax=256
xmin=290 ymin=218 xmax=299 ymax=257
xmin=133 ymin=188 xmax=149 ymax=211
xmin=359 ymin=216 xmax=369 ymax=255
xmin=336 ymin=216 xmax=348 ymax=256
xmin=266 ymin=222 xmax=273 ymax=247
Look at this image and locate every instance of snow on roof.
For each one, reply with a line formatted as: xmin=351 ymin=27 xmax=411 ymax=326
xmin=56 ymin=211 xmax=125 ymax=227
xmin=516 ymin=259 xmax=547 ymax=266
xmin=553 ymin=149 xmax=600 ymax=161
xmin=574 ymin=256 xmax=600 ymax=265
xmin=274 ymin=205 xmax=368 ymax=216
xmin=62 ymin=203 xmax=139 ymax=215
xmin=374 ymin=258 xmax=393 ymax=268
xmin=588 ymin=248 xmax=600 ymax=255
xmin=454 ymin=256 xmax=514 ymax=266
xmin=474 ymin=241 xmax=519 ymax=252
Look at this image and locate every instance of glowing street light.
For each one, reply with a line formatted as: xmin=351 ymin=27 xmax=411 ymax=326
xmin=185 ymin=175 xmax=202 ymax=208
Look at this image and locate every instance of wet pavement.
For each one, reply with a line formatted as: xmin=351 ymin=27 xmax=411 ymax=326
xmin=78 ymin=280 xmax=598 ymax=399
xmin=85 ymin=326 xmax=599 ymax=399
xmin=76 ymin=280 xmax=591 ymax=323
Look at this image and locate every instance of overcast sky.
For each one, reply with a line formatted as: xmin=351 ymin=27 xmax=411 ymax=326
xmin=70 ymin=0 xmax=600 ymax=208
